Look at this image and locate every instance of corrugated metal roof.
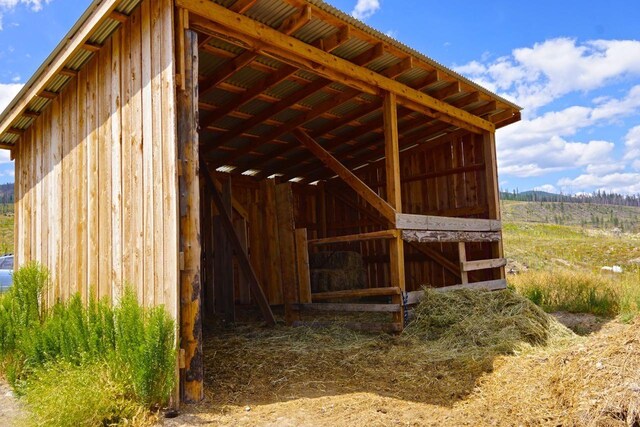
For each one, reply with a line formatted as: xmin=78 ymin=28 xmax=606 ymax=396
xmin=0 ymin=0 xmax=521 ymax=168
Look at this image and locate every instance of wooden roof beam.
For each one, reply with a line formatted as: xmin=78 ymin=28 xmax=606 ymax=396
xmin=351 ymin=43 xmax=385 ymax=67
xmin=381 ymin=57 xmax=413 ymax=79
xmin=469 ymin=101 xmax=497 ymax=117
xmin=109 ymin=10 xmax=129 ymax=23
xmin=250 ymin=99 xmax=382 ymax=179
xmin=203 ymin=77 xmax=332 ymax=157
xmin=200 ymin=65 xmax=297 ymax=129
xmin=308 ymin=122 xmax=455 ymax=182
xmin=82 ymin=42 xmax=102 ymax=52
xmin=227 ymin=86 xmax=362 ymax=169
xmin=230 ymin=0 xmax=258 ymax=13
xmin=298 ymin=118 xmax=450 ymax=182
xmin=276 ymin=107 xmax=419 ymax=180
xmin=38 ymin=90 xmax=58 ymax=99
xmin=312 ymin=25 xmax=350 ymax=52
xmin=281 ymin=0 xmax=519 ymax=114
xmin=278 ymin=5 xmax=311 ymax=35
xmin=429 ymin=82 xmax=461 ymax=100
xmin=6 ymin=128 xmax=24 ymax=136
xmin=492 ymin=110 xmax=521 ymax=128
xmin=180 ymin=2 xmax=493 ymax=133
xmin=410 ymin=70 xmax=441 ymax=91
xmin=22 ymin=110 xmax=40 ymax=119
xmin=450 ymin=91 xmax=480 ymax=108
xmin=59 ymin=68 xmax=79 ymax=78
xmin=200 ymin=50 xmax=258 ymax=96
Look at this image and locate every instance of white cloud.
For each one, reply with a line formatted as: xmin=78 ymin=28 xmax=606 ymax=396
xmin=498 ymin=136 xmax=615 ymax=178
xmin=535 ymin=184 xmax=558 ymax=193
xmin=0 ymin=0 xmax=51 ymax=30
xmin=0 ymin=82 xmax=22 ymax=111
xmin=623 ymin=125 xmax=640 ymax=160
xmin=351 ymin=0 xmax=380 ymax=20
xmin=454 ymin=38 xmax=640 ymax=113
xmin=558 ymin=172 xmax=640 ymax=194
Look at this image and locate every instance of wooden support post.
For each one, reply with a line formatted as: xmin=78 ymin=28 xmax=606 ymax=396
xmin=200 ymin=178 xmax=214 ymax=322
xmin=215 ymin=178 xmax=234 ymax=323
xmin=275 ymin=183 xmax=300 ymax=325
xmin=234 ymin=217 xmax=251 ymax=305
xmin=458 ymin=242 xmax=469 ymax=285
xmin=178 ymin=30 xmax=203 ymax=403
xmin=482 ymin=131 xmax=505 ymax=280
xmin=383 ymin=92 xmax=405 ymax=327
xmin=295 ymin=228 xmax=312 ymax=304
xmin=201 ymin=159 xmax=276 ymax=326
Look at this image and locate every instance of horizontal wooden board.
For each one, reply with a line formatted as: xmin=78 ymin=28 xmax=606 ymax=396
xmin=312 ymin=286 xmax=401 ymax=301
xmin=292 ymin=320 xmax=402 ymax=333
xmin=462 ymin=258 xmax=507 ymax=272
xmin=308 ymin=229 xmax=398 ymax=245
xmin=293 ymin=303 xmax=401 ymax=313
xmin=401 ymin=230 xmax=501 ymax=243
xmin=396 ymin=213 xmax=501 ymax=231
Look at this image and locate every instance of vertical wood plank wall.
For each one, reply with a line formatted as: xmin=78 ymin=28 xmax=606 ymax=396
xmin=296 ymin=131 xmax=495 ymax=292
xmin=13 ymin=0 xmax=178 ymax=320
xmin=205 ymin=128 xmax=497 ymax=306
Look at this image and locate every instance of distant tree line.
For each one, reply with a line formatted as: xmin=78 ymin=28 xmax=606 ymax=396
xmin=500 ymin=189 xmax=640 ymax=207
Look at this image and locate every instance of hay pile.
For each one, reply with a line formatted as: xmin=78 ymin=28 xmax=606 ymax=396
xmin=203 ymin=289 xmax=573 ymax=410
xmin=450 ymin=319 xmax=640 ymax=426
xmin=404 ymin=289 xmax=573 ymax=360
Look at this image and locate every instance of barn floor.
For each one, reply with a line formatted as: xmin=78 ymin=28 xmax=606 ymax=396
xmin=164 ymin=296 xmax=640 ymax=426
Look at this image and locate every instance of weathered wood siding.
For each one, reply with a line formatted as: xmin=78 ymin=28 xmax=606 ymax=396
xmin=14 ymin=0 xmax=178 ymax=318
xmin=299 ymin=131 xmax=496 ymax=291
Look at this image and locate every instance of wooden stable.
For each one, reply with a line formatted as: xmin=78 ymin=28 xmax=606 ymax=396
xmin=0 ymin=0 xmax=521 ymax=403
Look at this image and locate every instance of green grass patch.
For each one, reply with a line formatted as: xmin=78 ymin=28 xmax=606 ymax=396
xmin=508 ymin=270 xmax=639 ymax=317
xmin=22 ymin=362 xmax=150 ymax=427
xmin=0 ymin=263 xmax=176 ymax=426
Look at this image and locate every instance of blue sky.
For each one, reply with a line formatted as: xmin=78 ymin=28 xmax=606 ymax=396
xmin=0 ymin=1 xmax=640 ymax=194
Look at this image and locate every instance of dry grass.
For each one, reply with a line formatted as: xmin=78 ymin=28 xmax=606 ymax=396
xmin=452 ymin=319 xmax=640 ymax=426
xmin=170 ymin=311 xmax=640 ymax=427
xmin=198 ymin=290 xmax=575 ymax=414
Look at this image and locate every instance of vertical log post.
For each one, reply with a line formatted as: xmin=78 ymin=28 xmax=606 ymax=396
xmin=218 ymin=178 xmax=235 ymax=323
xmin=178 ymin=28 xmax=203 ymax=403
xmin=458 ymin=242 xmax=469 ymax=284
xmin=482 ymin=131 xmax=505 ymax=280
xmin=295 ymin=228 xmax=312 ymax=304
xmin=275 ymin=182 xmax=300 ymax=325
xmin=383 ymin=92 xmax=405 ymax=327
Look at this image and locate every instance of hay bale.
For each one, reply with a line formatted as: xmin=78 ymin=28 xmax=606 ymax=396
xmin=309 ymin=251 xmax=364 ymax=270
xmin=309 ymin=251 xmax=366 ymax=293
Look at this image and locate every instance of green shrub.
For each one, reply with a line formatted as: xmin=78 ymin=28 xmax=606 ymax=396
xmin=0 ymin=263 xmax=176 ymax=425
xmin=22 ymin=362 xmax=148 ymax=427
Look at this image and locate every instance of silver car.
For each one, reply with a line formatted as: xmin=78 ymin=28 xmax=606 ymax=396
xmin=0 ymin=255 xmax=13 ymax=293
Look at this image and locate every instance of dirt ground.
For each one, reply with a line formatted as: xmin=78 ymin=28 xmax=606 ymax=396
xmin=162 ymin=315 xmax=640 ymax=427
xmin=0 ymin=381 xmax=24 ymax=426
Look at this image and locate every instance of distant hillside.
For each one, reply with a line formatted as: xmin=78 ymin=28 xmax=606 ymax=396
xmin=501 ymin=189 xmax=640 ymax=207
xmin=0 ymin=183 xmax=13 ymax=202
xmin=501 ymin=200 xmax=640 ymax=232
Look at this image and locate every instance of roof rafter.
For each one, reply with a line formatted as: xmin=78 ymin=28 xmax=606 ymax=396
xmin=219 ymin=86 xmax=362 ymax=165
xmin=180 ymin=0 xmax=494 ymax=133
xmin=203 ymin=77 xmax=332 ymax=157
